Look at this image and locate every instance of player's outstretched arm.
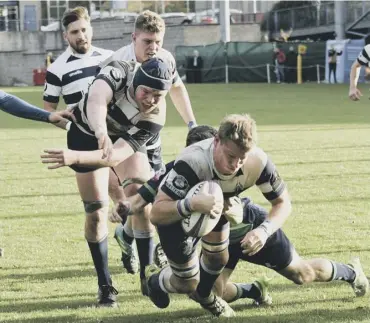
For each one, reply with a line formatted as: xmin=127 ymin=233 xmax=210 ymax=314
xmin=169 ymin=80 xmax=197 ymax=128
xmin=349 ymin=60 xmax=363 ymax=101
xmin=41 ymin=137 xmax=135 ymax=169
xmin=0 ymin=90 xmax=73 ymax=129
xmin=241 ymin=188 xmax=291 ymax=256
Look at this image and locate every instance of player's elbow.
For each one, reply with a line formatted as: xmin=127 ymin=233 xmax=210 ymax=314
xmin=149 ymin=202 xmax=162 ymax=225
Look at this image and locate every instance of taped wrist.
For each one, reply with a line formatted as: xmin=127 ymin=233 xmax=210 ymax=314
xmin=187 ymin=121 xmax=197 ymax=129
xmin=176 ymin=198 xmax=192 ymax=219
xmin=259 ymin=220 xmax=274 ymax=237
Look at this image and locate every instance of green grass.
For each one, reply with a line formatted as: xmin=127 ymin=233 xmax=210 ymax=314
xmin=0 ymin=84 xmax=369 ymax=323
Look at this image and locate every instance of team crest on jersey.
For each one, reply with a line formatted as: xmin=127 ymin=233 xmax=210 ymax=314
xmin=173 ymin=175 xmax=188 ymax=190
xmin=110 ymin=68 xmax=122 ymax=82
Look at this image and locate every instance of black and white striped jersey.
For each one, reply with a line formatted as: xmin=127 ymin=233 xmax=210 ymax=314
xmin=43 ymin=46 xmax=113 ymax=108
xmin=99 ymin=43 xmax=179 ymax=171
xmin=160 ymin=138 xmax=286 ymax=201
xmin=73 ymin=60 xmax=166 ymax=153
xmin=101 ymin=43 xmax=180 ymax=85
xmin=357 ymin=44 xmax=370 ymax=66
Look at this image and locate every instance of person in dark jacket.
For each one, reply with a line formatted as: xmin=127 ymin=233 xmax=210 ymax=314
xmin=328 ymin=45 xmax=342 ymax=83
xmin=285 ymin=46 xmax=297 ymax=84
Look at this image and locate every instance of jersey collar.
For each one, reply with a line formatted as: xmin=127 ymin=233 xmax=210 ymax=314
xmin=66 ymin=45 xmax=95 ymax=59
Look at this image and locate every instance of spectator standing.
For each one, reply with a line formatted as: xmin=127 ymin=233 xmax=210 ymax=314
xmin=187 ymin=50 xmax=203 ymax=83
xmin=328 ymin=45 xmax=342 ymax=84
xmin=285 ymin=46 xmax=297 ymax=83
xmin=273 ymin=47 xmax=286 ymax=83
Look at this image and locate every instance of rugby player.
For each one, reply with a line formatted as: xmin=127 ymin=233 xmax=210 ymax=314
xmin=144 ymin=114 xmax=291 ymax=317
xmin=102 ymin=10 xmax=197 ymax=279
xmin=348 ymin=43 xmax=370 ymax=101
xmin=41 ymin=57 xmax=173 ymax=307
xmin=0 ymin=90 xmax=73 ymax=128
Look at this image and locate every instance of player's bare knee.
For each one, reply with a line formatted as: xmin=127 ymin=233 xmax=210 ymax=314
xmin=173 ymin=276 xmax=198 ymax=294
xmin=201 ymin=238 xmax=229 ymax=269
xmin=83 ymin=200 xmax=109 ymax=242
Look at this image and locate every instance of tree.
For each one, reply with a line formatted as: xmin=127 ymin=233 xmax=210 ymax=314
xmin=260 ymin=1 xmax=320 ymax=34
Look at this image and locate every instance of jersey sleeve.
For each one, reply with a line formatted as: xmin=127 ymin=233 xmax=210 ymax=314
xmin=357 ymin=44 xmax=370 ymax=66
xmin=43 ymin=66 xmax=62 ymax=104
xmin=146 ymin=133 xmax=163 ymax=172
xmin=138 ymin=161 xmax=174 ymax=203
xmin=255 ymin=158 xmax=286 ymax=201
xmin=119 ymin=120 xmax=163 ymax=152
xmin=159 ymin=154 xmax=204 ymax=200
xmin=167 ymin=52 xmax=180 ymax=85
xmin=94 ymin=60 xmax=128 ymax=93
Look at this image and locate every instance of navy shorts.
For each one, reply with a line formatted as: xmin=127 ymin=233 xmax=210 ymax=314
xmin=67 ymin=123 xmax=121 ymax=173
xmin=226 ymin=201 xmax=293 ymax=272
xmin=157 ymin=215 xmax=229 ymax=264
xmin=67 ymin=123 xmax=162 ymax=174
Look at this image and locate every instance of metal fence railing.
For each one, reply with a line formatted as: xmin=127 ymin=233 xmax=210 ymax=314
xmin=268 ymin=1 xmax=370 ymax=33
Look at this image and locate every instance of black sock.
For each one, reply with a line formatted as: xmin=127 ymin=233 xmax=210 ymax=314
xmin=136 ymin=237 xmax=154 ymax=278
xmin=88 ymin=237 xmax=111 ymax=287
xmin=196 ymin=258 xmax=223 ymax=298
xmin=231 ymin=283 xmax=261 ymax=302
xmin=331 ymin=261 xmax=356 ymax=282
xmin=122 ymin=229 xmax=134 ymax=245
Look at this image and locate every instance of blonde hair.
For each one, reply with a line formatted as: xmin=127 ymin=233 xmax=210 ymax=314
xmin=135 ymin=10 xmax=165 ymax=33
xmin=62 ymin=6 xmax=90 ymax=30
xmin=218 ymin=114 xmax=257 ymax=151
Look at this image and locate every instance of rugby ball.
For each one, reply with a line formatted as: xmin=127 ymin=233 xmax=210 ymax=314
xmin=181 ymin=181 xmax=224 ymax=237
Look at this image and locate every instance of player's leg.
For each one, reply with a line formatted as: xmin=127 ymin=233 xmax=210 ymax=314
xmin=114 ymin=151 xmax=154 ymax=290
xmin=190 ymin=217 xmax=235 ymax=317
xmin=279 ymin=250 xmax=369 ymax=296
xmin=75 ymin=168 xmax=118 ymax=307
xmin=109 ymin=167 xmax=139 ymax=275
xmin=145 ymin=222 xmax=200 ymax=308
xmin=329 ymin=63 xmax=333 ymax=83
xmin=108 ymin=168 xmax=127 ymax=222
xmin=67 ymin=123 xmax=117 ymax=307
xmin=215 ymin=242 xmax=272 ymax=306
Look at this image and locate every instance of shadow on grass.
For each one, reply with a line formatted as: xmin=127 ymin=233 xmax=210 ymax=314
xmin=0 ymin=293 xmax=145 ymax=314
xmin=7 ymin=306 xmax=370 ymax=323
xmin=266 ymin=144 xmax=370 ymax=154
xmin=3 ymin=266 xmax=125 ymax=282
xmin=293 ymin=196 xmax=370 ymax=205
xmin=0 ymin=192 xmax=79 ymax=199
xmin=2 ymin=175 xmax=75 ymax=182
xmin=0 ymin=211 xmax=81 ymax=220
xmin=276 ymin=158 xmax=370 ymax=167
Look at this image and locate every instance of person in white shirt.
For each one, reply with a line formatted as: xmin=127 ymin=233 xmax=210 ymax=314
xmin=101 ymin=10 xmax=198 ymax=287
xmin=43 ymin=7 xmax=113 ymax=111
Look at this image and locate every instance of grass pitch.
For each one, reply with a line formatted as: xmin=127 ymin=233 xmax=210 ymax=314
xmin=0 ymin=83 xmax=369 ymax=323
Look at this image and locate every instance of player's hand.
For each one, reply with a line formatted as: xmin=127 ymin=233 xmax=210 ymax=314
xmin=240 ymin=227 xmax=269 ymax=256
xmin=108 ymin=201 xmax=132 ymax=223
xmin=48 ymin=110 xmax=76 ymax=130
xmin=190 ymin=182 xmax=224 ymax=219
xmin=223 ymin=196 xmax=243 ymax=225
xmin=349 ymin=87 xmax=362 ymax=101
xmin=95 ymin=130 xmax=113 ymax=160
xmin=40 ymin=149 xmax=77 ymax=169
